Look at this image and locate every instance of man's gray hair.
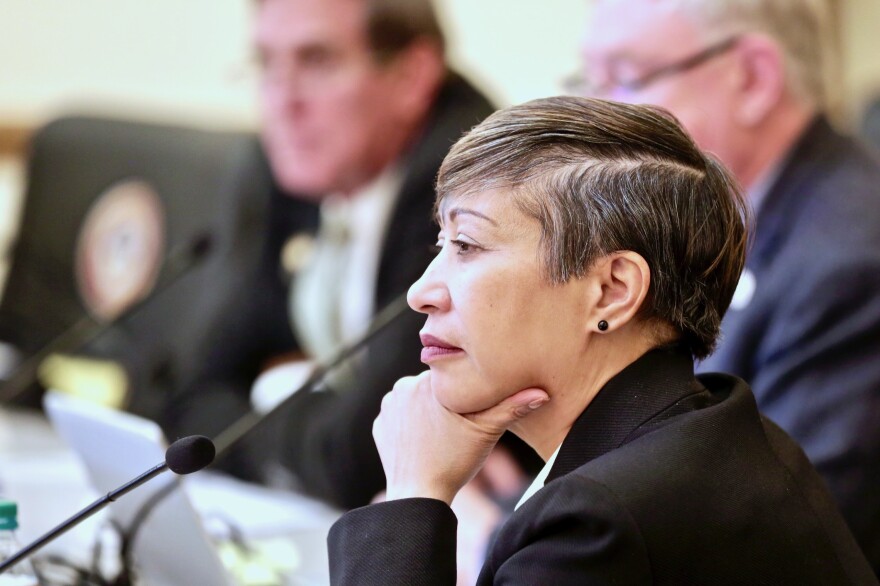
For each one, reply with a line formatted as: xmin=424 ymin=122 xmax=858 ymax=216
xmin=672 ymin=0 xmax=835 ymax=110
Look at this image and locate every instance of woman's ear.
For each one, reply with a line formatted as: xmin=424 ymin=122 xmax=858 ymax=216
xmin=588 ymin=251 xmax=650 ymax=333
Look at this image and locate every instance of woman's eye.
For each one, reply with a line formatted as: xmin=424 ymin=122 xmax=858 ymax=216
xmin=452 ymin=240 xmax=473 ymax=254
xmin=431 ymin=238 xmax=477 ymax=256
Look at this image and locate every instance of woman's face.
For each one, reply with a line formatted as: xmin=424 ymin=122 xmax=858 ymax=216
xmin=407 ymin=189 xmax=593 ymax=414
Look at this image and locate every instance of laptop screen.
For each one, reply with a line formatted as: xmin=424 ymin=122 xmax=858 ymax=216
xmin=43 ymin=390 xmax=235 ymax=586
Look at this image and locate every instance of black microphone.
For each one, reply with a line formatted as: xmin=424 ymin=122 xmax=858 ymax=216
xmin=211 ymin=293 xmax=411 ymax=457
xmin=0 ymin=234 xmax=214 ymax=403
xmin=0 ymin=435 xmax=215 ymax=575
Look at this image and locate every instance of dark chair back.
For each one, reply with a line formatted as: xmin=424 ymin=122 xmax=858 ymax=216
xmin=0 ymin=115 xmax=272 ymax=417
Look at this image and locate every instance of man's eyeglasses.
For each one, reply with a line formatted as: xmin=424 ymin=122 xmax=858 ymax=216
xmin=565 ymin=36 xmax=741 ymax=97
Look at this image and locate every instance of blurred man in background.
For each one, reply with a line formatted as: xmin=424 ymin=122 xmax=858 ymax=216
xmin=577 ymin=0 xmax=880 ymax=572
xmin=163 ymin=0 xmax=542 ymax=515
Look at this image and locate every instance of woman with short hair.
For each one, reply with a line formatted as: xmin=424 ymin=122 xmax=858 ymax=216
xmin=327 ymin=97 xmax=877 ymax=585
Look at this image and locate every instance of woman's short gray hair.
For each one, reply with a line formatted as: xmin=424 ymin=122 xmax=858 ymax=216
xmin=436 ymin=96 xmax=750 ymax=359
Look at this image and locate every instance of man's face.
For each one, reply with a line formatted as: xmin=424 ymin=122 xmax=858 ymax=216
xmin=255 ymin=0 xmax=408 ymax=197
xmin=580 ymin=0 xmax=742 ymax=172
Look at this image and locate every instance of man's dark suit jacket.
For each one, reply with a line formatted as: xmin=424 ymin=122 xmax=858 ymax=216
xmin=161 ymin=73 xmax=542 ymax=507
xmin=863 ymin=97 xmax=880 ymax=152
xmin=329 ymin=346 xmax=878 ymax=585
xmin=699 ymin=116 xmax=880 ymax=572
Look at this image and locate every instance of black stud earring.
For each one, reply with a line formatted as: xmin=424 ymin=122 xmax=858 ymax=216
xmin=598 ymin=320 xmax=609 ymax=332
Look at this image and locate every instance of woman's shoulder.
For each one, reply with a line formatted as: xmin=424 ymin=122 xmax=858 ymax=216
xmin=489 ymin=376 xmax=865 ymax=585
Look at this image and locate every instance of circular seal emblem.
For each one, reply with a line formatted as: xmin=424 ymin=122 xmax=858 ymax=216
xmin=75 ymin=180 xmax=166 ymax=322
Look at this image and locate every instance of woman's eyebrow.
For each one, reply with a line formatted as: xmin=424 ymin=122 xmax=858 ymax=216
xmin=445 ymin=207 xmax=499 ymax=226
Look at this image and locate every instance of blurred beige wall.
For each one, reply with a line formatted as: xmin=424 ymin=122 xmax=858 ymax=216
xmin=0 ymin=0 xmax=257 ymax=130
xmin=436 ymin=0 xmax=588 ymax=107
xmin=842 ymin=0 xmax=880 ymax=121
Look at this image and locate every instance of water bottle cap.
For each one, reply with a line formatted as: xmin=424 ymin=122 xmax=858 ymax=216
xmin=0 ymin=500 xmax=19 ymax=530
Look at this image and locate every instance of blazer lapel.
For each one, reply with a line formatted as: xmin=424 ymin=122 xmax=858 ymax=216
xmin=547 ymin=345 xmax=711 ymax=483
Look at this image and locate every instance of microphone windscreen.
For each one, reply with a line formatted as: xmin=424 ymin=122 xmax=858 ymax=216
xmin=165 ymin=435 xmax=216 ymax=474
xmin=188 ymin=233 xmax=214 ymax=262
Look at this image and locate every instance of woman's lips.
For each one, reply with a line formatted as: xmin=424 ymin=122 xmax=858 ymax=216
xmin=420 ymin=333 xmax=464 ymax=363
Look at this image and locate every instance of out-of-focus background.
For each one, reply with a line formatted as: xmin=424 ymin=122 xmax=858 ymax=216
xmin=0 ymin=0 xmax=590 ymax=282
xmin=1 ymin=0 xmax=879 ymax=258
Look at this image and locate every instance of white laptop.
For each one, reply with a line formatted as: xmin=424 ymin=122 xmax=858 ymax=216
xmin=42 ymin=390 xmax=337 ymax=586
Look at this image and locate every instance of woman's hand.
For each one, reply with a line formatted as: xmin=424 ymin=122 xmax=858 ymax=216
xmin=374 ymin=371 xmax=549 ymax=505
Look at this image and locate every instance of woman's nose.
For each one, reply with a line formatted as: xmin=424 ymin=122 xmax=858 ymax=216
xmin=407 ymin=256 xmax=449 ymax=315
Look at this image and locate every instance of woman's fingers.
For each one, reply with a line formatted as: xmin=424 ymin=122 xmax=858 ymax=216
xmin=463 ymin=387 xmax=549 ymax=434
xmin=373 ymin=374 xmax=549 ymax=505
